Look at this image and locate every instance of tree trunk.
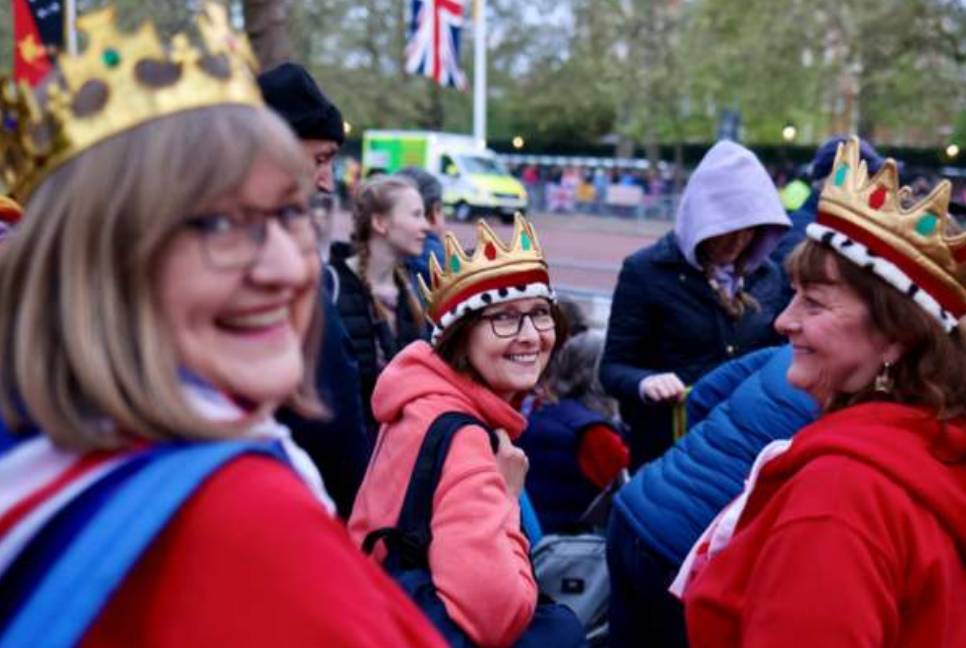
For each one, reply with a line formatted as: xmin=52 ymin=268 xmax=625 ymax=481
xmin=242 ymin=0 xmax=292 ymax=72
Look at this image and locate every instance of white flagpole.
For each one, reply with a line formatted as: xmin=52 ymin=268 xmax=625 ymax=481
xmin=65 ymin=0 xmax=78 ymax=55
xmin=472 ymin=0 xmax=486 ymax=144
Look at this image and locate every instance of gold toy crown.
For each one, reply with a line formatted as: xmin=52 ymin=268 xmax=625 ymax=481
xmin=811 ymin=136 xmax=966 ymax=330
xmin=0 ymin=2 xmax=261 ymax=201
xmin=419 ymin=214 xmax=554 ymax=340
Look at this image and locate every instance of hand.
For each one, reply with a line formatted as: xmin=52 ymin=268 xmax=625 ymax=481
xmin=494 ymin=428 xmax=529 ymax=498
xmin=639 ymin=373 xmax=687 ymax=403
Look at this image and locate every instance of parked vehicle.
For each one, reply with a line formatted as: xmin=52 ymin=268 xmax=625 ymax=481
xmin=362 ymin=130 xmax=528 ymax=224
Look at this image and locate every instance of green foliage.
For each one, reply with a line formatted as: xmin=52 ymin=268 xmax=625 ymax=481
xmin=2 ymin=0 xmax=963 ymax=151
xmin=0 ymin=2 xmax=11 ymax=72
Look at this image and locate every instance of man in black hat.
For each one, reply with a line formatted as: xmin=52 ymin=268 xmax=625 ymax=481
xmin=257 ymin=62 xmax=369 ymax=519
xmin=258 ymin=62 xmax=345 ymax=194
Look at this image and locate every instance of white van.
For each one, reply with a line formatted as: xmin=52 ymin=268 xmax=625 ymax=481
xmin=362 ymin=130 xmax=528 ymax=223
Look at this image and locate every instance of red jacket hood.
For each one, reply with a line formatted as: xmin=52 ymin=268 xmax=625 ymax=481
xmin=766 ymin=402 xmax=966 ymax=555
xmin=371 ymin=341 xmax=527 ymax=439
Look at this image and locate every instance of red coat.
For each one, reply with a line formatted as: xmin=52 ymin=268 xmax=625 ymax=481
xmin=685 ymin=403 xmax=966 ymax=647
xmin=83 ymin=456 xmax=445 ymax=647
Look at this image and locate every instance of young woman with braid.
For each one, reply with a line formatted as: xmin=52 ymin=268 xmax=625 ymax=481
xmin=331 ymin=175 xmax=431 ymax=434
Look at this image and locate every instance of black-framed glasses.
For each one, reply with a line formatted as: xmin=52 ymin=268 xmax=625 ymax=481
xmin=481 ymin=306 xmax=556 ymax=338
xmin=183 ymin=204 xmax=320 ymax=270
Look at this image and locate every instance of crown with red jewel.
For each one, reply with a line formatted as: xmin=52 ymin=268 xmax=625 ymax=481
xmin=419 ymin=214 xmax=555 ymax=342
xmin=808 ymin=137 xmax=966 ymax=332
xmin=0 ymin=2 xmax=261 ymax=201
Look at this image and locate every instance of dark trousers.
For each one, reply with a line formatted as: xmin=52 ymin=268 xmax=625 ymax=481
xmin=607 ymin=512 xmax=688 ymax=648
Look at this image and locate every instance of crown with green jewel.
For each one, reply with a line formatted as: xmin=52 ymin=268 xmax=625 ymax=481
xmin=808 ymin=136 xmax=966 ymax=332
xmin=0 ymin=2 xmax=262 ymax=201
xmin=419 ymin=214 xmax=555 ymax=343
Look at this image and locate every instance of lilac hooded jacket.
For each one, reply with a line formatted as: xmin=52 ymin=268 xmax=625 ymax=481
xmin=601 ymin=140 xmax=791 ymax=465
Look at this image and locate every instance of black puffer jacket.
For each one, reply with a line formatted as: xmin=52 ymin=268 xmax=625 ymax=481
xmin=330 ymin=245 xmax=428 ymax=434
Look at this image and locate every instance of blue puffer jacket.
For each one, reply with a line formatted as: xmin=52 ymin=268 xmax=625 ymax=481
xmin=612 ymin=345 xmax=818 ymax=566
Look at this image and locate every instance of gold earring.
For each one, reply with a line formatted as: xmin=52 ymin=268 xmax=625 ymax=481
xmin=874 ymin=361 xmax=894 ymax=394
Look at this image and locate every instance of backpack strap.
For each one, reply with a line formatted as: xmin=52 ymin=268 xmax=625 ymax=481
xmin=362 ymin=412 xmax=497 ymax=569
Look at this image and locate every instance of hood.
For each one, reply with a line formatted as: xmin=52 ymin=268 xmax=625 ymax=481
xmin=371 ymin=341 xmax=527 ymax=438
xmin=674 ymin=140 xmax=790 ymax=271
xmin=770 ymin=403 xmax=966 ymax=555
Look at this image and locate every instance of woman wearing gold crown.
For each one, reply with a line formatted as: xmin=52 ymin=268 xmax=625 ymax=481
xmin=0 ymin=5 xmax=445 ymax=646
xmin=348 ymin=215 xmax=586 ymax=647
xmin=673 ymin=138 xmax=966 ymax=647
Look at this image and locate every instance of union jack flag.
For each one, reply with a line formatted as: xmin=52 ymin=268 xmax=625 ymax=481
xmin=405 ymin=0 xmax=467 ymax=90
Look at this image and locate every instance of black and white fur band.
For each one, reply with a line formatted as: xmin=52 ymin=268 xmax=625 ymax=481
xmin=431 ymin=282 xmax=557 ymax=344
xmin=806 ymin=223 xmax=959 ymax=333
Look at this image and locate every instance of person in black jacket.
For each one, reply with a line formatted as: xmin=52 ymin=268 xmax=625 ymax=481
xmin=332 ymin=175 xmax=430 ymax=433
xmin=257 ymin=62 xmax=370 ymax=518
xmin=601 ymin=141 xmax=791 ymax=468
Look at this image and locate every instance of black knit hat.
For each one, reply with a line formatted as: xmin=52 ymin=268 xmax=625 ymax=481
xmin=257 ymin=62 xmax=345 ymax=144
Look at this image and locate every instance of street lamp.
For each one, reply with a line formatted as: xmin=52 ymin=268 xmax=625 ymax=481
xmin=344 ymin=121 xmax=352 ymax=136
xmin=512 ymin=135 xmax=524 ymax=149
xmin=781 ymin=123 xmax=797 ymax=143
xmin=946 ymin=143 xmax=960 ymax=160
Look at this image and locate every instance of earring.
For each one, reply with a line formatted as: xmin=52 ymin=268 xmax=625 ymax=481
xmin=874 ymin=361 xmax=894 ymax=394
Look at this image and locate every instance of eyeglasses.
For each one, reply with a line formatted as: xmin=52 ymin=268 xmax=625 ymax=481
xmin=183 ymin=204 xmax=320 ymax=270
xmin=481 ymin=306 xmax=556 ymax=338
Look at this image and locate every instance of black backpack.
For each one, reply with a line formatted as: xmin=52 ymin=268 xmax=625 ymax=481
xmin=363 ymin=412 xmax=586 ymax=648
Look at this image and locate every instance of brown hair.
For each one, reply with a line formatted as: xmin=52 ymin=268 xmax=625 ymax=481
xmin=350 ymin=175 xmax=424 ymax=328
xmin=0 ymin=105 xmax=323 ymax=451
xmin=786 ymin=241 xmax=966 ymax=456
xmin=696 ymin=229 xmax=761 ymax=319
xmin=434 ymin=301 xmax=570 ymax=388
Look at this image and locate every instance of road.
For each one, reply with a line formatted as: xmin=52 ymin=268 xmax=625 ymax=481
xmin=332 ymin=210 xmax=671 ymax=327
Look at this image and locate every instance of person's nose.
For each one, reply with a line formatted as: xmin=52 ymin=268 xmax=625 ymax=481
xmin=515 ymin=314 xmax=541 ymax=343
xmin=249 ymin=221 xmax=312 ymax=287
xmin=315 ymin=165 xmax=335 ymax=194
xmin=774 ymin=298 xmax=799 ymax=336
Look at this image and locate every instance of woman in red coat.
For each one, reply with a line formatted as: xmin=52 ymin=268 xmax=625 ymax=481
xmin=679 ymin=137 xmax=966 ymax=647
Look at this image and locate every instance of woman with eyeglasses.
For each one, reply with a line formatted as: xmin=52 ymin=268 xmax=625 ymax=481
xmin=0 ymin=7 xmax=445 ymax=647
xmin=330 ymin=175 xmax=431 ymax=434
xmin=349 ymin=217 xmax=586 ymax=647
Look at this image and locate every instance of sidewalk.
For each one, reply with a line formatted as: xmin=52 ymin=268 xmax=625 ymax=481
xmin=526 ymin=210 xmax=674 ymax=239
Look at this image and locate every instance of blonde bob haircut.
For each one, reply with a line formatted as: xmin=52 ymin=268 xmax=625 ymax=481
xmin=0 ymin=104 xmax=323 ymax=451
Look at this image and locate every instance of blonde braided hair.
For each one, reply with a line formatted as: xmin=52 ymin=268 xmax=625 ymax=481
xmin=351 ymin=175 xmax=424 ymax=329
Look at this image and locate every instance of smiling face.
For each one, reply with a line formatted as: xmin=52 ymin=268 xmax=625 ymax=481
xmin=156 ymin=155 xmax=320 ymax=408
xmin=466 ymin=297 xmax=557 ymax=401
xmin=373 ymin=186 xmax=429 ymax=257
xmin=775 ymin=257 xmax=901 ymax=406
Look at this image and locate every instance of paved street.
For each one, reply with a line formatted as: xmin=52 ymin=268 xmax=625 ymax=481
xmin=332 ymin=209 xmax=672 ymax=327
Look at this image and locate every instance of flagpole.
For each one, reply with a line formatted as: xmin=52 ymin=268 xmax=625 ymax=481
xmin=65 ymin=0 xmax=78 ymax=55
xmin=472 ymin=0 xmax=486 ymax=144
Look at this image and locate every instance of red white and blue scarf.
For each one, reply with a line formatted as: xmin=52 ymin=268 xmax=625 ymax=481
xmin=0 ymin=379 xmax=332 ymax=648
